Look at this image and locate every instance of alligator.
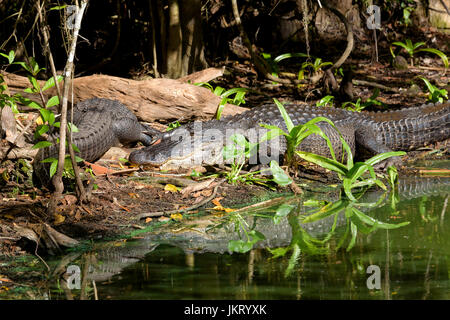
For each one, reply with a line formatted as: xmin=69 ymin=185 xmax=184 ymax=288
xmin=128 ymin=102 xmax=450 ymax=170
xmin=33 ymin=98 xmax=157 ymax=186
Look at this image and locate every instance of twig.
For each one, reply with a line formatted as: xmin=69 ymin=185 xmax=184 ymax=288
xmin=48 ymin=1 xmax=88 ymax=214
xmin=231 ymin=195 xmax=298 ymax=214
xmin=440 ymin=195 xmax=448 ymax=225
xmin=92 ymin=280 xmax=98 ymax=300
xmin=352 ymin=79 xmax=398 ymax=92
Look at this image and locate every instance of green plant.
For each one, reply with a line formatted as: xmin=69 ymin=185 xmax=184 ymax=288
xmin=341 ymin=88 xmax=384 ymax=112
xmin=261 ymin=99 xmax=404 ymax=200
xmin=260 ymin=98 xmax=345 ymax=167
xmin=167 ymin=121 xmax=181 ymax=131
xmin=222 ymin=133 xmax=271 ymax=185
xmin=390 ymin=39 xmax=449 ymax=68
xmin=298 ymin=57 xmax=332 ymax=80
xmin=401 ymin=6 xmax=414 ymax=27
xmin=419 ymin=77 xmax=448 ymax=103
xmin=261 ymin=52 xmax=309 ymax=78
xmin=316 ymin=95 xmax=334 ymax=107
xmin=194 ymin=82 xmax=247 ymax=120
xmin=0 ymin=51 xmax=81 ymax=180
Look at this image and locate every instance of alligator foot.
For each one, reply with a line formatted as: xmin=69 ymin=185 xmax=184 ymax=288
xmin=373 ymin=156 xmax=403 ymax=171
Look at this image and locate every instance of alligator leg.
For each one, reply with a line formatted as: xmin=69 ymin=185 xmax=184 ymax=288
xmin=112 ymin=118 xmax=160 ymax=146
xmin=354 ymin=127 xmax=402 ymax=169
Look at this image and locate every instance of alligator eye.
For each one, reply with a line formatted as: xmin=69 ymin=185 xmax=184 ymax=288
xmin=178 ymin=136 xmax=183 ymax=142
xmin=210 ymin=136 xmax=215 ymax=141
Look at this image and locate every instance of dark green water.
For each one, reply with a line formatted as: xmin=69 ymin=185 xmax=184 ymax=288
xmin=78 ymin=177 xmax=449 ymax=300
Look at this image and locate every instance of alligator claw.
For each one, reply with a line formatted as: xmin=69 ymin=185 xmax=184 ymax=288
xmin=373 ymin=156 xmax=403 ymax=171
xmin=140 ymin=123 xmax=163 ymax=146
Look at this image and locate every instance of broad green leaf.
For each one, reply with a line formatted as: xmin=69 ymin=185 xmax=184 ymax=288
xmin=302 ymin=199 xmax=347 ymax=223
xmin=20 ymin=98 xmax=42 ymax=109
xmin=296 ymin=151 xmax=348 ymax=175
xmin=42 ymin=75 xmax=63 ymax=91
xmin=39 ymin=108 xmax=52 ymax=122
xmin=418 ymin=48 xmax=449 ymax=68
xmin=13 ymin=61 xmax=32 ymax=73
xmin=213 ymin=86 xmax=225 ymax=96
xmin=49 ymin=160 xmax=58 ymax=177
xmin=270 ymin=160 xmax=292 ymax=186
xmin=35 ymin=124 xmax=49 ymax=137
xmin=273 ymin=203 xmax=296 ymax=224
xmin=0 ymin=50 xmax=15 ymax=64
xmin=68 ymin=122 xmax=79 ymax=132
xmin=273 ymin=98 xmax=294 ymax=132
xmin=33 ymin=141 xmax=53 ymax=149
xmin=28 ymin=76 xmax=40 ymax=92
xmin=72 ymin=143 xmax=81 ymax=153
xmin=40 ymin=157 xmax=57 ymax=163
xmin=364 ymin=151 xmax=405 ymax=166
xmin=273 ymin=52 xmax=309 ymax=63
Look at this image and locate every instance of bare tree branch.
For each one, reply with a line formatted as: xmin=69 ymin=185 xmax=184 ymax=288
xmin=48 ymin=0 xmax=88 ymax=214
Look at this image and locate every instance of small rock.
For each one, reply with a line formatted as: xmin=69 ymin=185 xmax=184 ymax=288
xmin=406 ymin=84 xmax=421 ymax=97
xmin=392 ymin=55 xmax=409 ymax=70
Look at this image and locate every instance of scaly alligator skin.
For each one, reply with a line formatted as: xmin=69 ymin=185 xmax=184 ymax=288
xmin=33 ymin=98 xmax=156 ymax=186
xmin=128 ymin=102 xmax=450 ymax=169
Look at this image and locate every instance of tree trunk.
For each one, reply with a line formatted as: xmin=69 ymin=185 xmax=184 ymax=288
xmin=151 ymin=0 xmax=207 ymax=78
xmin=180 ymin=0 xmax=208 ymax=74
xmin=166 ymin=0 xmax=183 ymax=78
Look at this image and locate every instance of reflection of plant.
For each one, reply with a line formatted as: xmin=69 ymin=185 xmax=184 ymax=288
xmin=227 ymin=212 xmax=266 ymax=253
xmin=269 ymin=194 xmax=409 ymax=276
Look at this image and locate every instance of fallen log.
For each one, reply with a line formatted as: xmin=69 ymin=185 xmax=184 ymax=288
xmin=2 ymin=68 xmax=248 ymax=123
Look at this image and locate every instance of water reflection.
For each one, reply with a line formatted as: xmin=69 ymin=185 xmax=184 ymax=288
xmin=52 ymin=176 xmax=449 ymax=299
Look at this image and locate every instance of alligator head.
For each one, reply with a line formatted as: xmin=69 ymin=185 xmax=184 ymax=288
xmin=128 ymin=120 xmax=284 ymax=170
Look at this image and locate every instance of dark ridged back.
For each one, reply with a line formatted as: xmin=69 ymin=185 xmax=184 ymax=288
xmin=367 ymin=103 xmax=449 ymax=150
xmin=223 ymin=102 xmax=450 ymax=151
xmin=33 ymin=98 xmax=145 ymax=186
